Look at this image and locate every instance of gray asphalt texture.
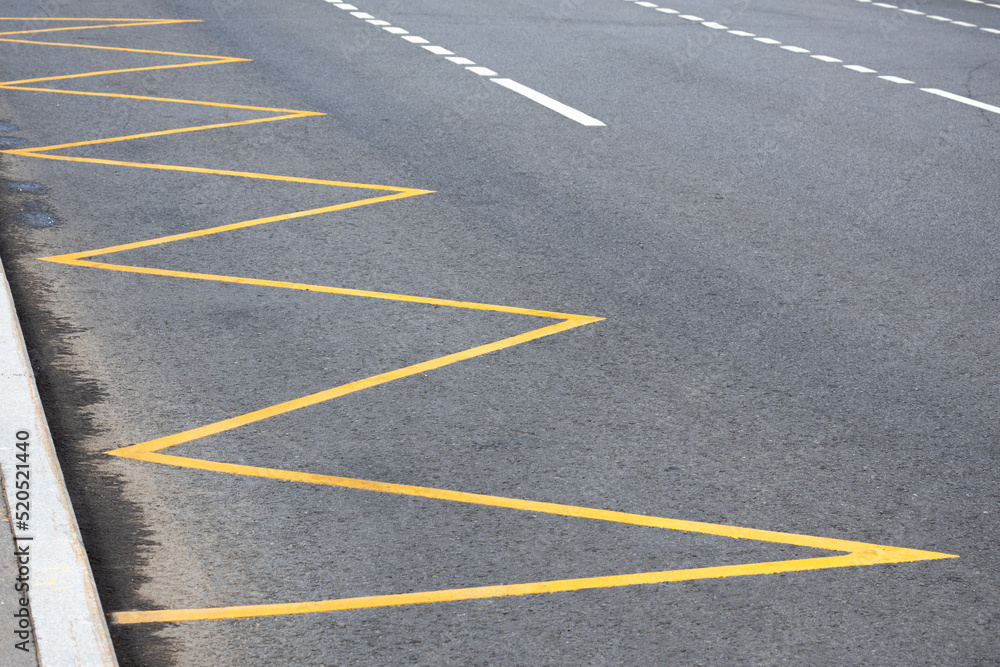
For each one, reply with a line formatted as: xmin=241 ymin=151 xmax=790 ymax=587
xmin=1 ymin=0 xmax=999 ymax=664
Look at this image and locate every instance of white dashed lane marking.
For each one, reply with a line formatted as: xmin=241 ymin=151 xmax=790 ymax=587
xmin=322 ymin=0 xmax=605 ymax=126
xmin=923 ymin=88 xmax=1000 ymax=113
xmin=962 ymin=0 xmax=1000 ymax=8
xmin=854 ymin=0 xmax=1000 ymax=35
xmin=491 ymin=79 xmax=607 ymax=127
xmin=422 ymin=45 xmax=455 ymax=55
xmin=622 ymin=0 xmax=1000 ymax=116
xmin=467 ymin=66 xmax=499 ymax=76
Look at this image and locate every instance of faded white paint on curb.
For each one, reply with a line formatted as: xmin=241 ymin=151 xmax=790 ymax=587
xmin=0 ymin=254 xmax=117 ymax=666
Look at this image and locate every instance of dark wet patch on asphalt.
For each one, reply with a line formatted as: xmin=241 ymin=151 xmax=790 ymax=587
xmin=17 ymin=210 xmax=60 ymax=228
xmin=0 ymin=182 xmax=49 ymax=195
xmin=0 ymin=154 xmax=176 ymax=666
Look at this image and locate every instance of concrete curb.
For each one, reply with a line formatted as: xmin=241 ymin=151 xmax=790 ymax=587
xmin=0 ymin=254 xmax=117 ymax=666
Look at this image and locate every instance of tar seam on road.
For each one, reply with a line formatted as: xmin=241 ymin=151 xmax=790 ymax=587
xmin=0 ymin=17 xmax=955 ymax=626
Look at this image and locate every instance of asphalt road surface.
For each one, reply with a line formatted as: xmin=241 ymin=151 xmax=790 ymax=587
xmin=1 ymin=0 xmax=999 ymax=664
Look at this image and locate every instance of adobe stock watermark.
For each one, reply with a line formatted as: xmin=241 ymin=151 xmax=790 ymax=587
xmin=876 ymin=0 xmax=930 ymax=40
xmin=37 ymin=0 xmax=77 ymax=18
xmin=10 ymin=430 xmax=33 ymax=655
xmin=338 ymin=0 xmax=408 ymax=62
xmin=671 ymin=0 xmax=751 ymax=76
xmin=213 ymin=0 xmax=247 ymax=21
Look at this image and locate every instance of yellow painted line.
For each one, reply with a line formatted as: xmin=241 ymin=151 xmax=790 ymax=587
xmin=101 ymin=448 xmax=955 ymax=625
xmin=7 ymin=152 xmax=426 ymax=191
xmin=39 ymin=199 xmax=425 ymax=262
xmin=43 ymin=261 xmax=591 ymax=321
xmin=9 ymin=113 xmax=315 ymax=153
xmin=100 ymin=448 xmax=955 ymax=625
xmin=102 ymin=449 xmax=947 ymax=559
xmin=110 ymin=547 xmax=953 ymax=624
xmin=0 ymin=17 xmax=188 ymax=22
xmin=107 ymin=318 xmax=595 ymax=456
xmin=0 ymin=83 xmax=312 ymax=114
xmin=3 ymin=15 xmax=956 ymax=628
xmin=0 ymin=19 xmax=194 ymax=38
xmin=0 ymin=36 xmax=249 ymax=60
xmin=39 ymin=197 xmax=427 ymax=262
xmin=0 ymin=59 xmax=243 ymax=87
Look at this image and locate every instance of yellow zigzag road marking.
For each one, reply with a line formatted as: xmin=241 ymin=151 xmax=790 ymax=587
xmin=0 ymin=17 xmax=956 ymax=625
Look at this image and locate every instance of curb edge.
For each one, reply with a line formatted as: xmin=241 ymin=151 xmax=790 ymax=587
xmin=0 ymin=253 xmax=117 ymax=666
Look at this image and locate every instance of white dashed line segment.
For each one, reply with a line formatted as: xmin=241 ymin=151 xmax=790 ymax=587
xmin=623 ymin=0 xmax=1000 ymax=118
xmin=490 ymin=79 xmax=607 ymax=126
xmin=323 ymin=0 xmax=605 ymax=126
xmin=467 ymin=66 xmax=499 ymax=76
xmin=855 ymin=0 xmax=1000 ymax=35
xmin=922 ymin=88 xmax=1000 ymax=113
xmin=422 ymin=45 xmax=455 ymax=55
xmin=879 ymin=75 xmax=914 ymax=84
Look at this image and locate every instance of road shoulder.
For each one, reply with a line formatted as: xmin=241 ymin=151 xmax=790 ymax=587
xmin=0 ymin=254 xmax=117 ymax=666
